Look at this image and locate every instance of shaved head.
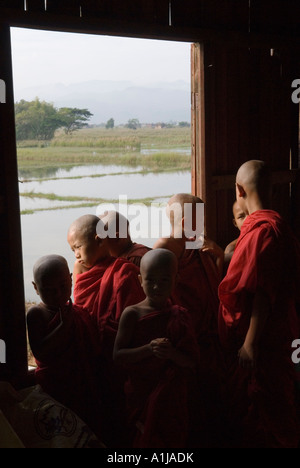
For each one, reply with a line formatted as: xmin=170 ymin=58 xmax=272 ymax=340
xmin=140 ymin=248 xmax=178 ymax=276
xmin=33 ymin=255 xmax=69 ymax=287
xmin=98 ymin=210 xmax=129 ymax=239
xmin=166 ymin=193 xmax=204 ymax=241
xmin=68 ymin=214 xmax=100 ymax=240
xmin=167 ymin=193 xmax=203 ymax=212
xmin=235 ymin=160 xmax=271 ymax=212
xmin=236 ymin=160 xmax=270 ymax=194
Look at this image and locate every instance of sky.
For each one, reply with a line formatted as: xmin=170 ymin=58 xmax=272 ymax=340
xmin=10 ymin=27 xmax=191 ymax=93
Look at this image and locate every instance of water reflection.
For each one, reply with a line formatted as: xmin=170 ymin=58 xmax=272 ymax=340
xmin=19 ymin=163 xmax=144 ymax=181
xmin=20 ymin=170 xmax=191 ymax=200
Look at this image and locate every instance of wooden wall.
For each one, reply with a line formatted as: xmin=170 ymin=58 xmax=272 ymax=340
xmin=192 ymin=43 xmax=300 ymax=248
xmin=0 ymin=24 xmax=28 ymax=381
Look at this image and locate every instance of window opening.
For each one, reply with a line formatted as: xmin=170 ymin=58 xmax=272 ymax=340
xmin=10 ymin=28 xmax=192 ymax=366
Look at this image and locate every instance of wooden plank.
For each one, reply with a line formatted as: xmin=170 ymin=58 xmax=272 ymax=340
xmin=250 ymin=0 xmax=300 ymax=35
xmin=211 ymin=169 xmax=300 ymax=191
xmin=46 ymin=0 xmax=81 ymax=16
xmin=172 ymin=0 xmax=249 ymax=32
xmin=26 ymin=0 xmax=45 ymax=13
xmin=82 ymin=0 xmax=169 ymax=25
xmin=0 ymin=1 xmax=23 ymax=9
xmin=191 ymin=44 xmax=206 ymax=204
xmin=0 ymin=24 xmax=27 ymax=381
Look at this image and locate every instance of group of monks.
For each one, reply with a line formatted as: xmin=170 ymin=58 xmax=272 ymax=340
xmin=26 ymin=159 xmax=300 ymax=448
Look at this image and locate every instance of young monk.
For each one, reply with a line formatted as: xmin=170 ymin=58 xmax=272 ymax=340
xmin=67 ymin=214 xmax=145 ymax=447
xmin=98 ymin=210 xmax=151 ymax=267
xmin=67 ymin=214 xmax=145 ymax=346
xmin=26 ymin=255 xmax=104 ymax=440
xmin=153 ymin=193 xmax=222 ymax=342
xmin=218 ymin=160 xmax=300 ymax=448
xmin=153 ymin=193 xmax=229 ymax=445
xmin=113 ymin=248 xmax=199 ymax=448
xmin=224 ymin=201 xmax=247 ymax=269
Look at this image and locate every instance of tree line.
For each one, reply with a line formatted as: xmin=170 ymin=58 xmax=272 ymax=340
xmin=15 ymin=98 xmax=93 ymax=141
xmin=15 ymin=98 xmax=190 ymax=141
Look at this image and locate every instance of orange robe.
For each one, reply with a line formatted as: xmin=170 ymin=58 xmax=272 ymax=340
xmin=218 ymin=209 xmax=300 ymax=448
xmin=122 ymin=302 xmax=199 ymax=448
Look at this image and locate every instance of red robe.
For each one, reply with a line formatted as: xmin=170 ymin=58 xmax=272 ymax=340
xmin=74 ymin=256 xmax=145 ymax=354
xmin=218 ymin=209 xmax=300 ymax=448
xmin=122 ymin=302 xmax=199 ymax=448
xmin=34 ymin=301 xmax=103 ymax=438
xmin=121 ymin=242 xmax=151 ymax=267
xmin=172 ymin=248 xmax=226 ymax=384
xmin=73 ymin=256 xmax=145 ymax=447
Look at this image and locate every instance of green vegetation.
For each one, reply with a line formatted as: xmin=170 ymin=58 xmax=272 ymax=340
xmin=15 ymin=98 xmax=93 ymax=141
xmin=17 ymin=126 xmax=191 ymax=171
xmin=18 ymin=126 xmax=191 ymax=215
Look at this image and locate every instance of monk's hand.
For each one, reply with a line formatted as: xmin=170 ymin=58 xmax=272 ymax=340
xmin=237 ymin=343 xmax=257 ymax=369
xmin=150 ymin=338 xmax=172 ymax=359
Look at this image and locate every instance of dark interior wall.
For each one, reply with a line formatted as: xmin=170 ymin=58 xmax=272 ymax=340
xmin=199 ymin=44 xmax=300 ymax=248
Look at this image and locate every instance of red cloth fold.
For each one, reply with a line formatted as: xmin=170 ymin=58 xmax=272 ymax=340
xmin=121 ymin=242 xmax=151 ymax=267
xmin=218 ymin=209 xmax=300 ymax=447
xmin=74 ymin=257 xmax=145 ymax=353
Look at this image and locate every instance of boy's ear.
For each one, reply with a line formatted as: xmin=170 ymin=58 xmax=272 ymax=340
xmin=236 ymin=182 xmax=246 ymax=198
xmin=32 ymin=281 xmax=39 ymax=296
xmin=95 ymin=234 xmax=103 ymax=244
xmin=233 ymin=218 xmax=238 ymax=228
xmin=138 ymin=274 xmax=143 ymax=286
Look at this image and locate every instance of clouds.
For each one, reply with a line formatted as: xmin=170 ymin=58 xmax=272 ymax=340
xmin=11 ymin=28 xmax=191 ymax=91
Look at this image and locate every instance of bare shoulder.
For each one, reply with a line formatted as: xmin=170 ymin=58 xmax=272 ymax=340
xmin=224 ymin=238 xmax=238 ymax=254
xmin=26 ymin=304 xmax=43 ymax=322
xmin=121 ymin=304 xmax=143 ymax=321
xmin=74 ymin=260 xmax=88 ymax=275
xmin=153 ymin=237 xmax=182 ymax=258
xmin=26 ymin=304 xmax=52 ymax=329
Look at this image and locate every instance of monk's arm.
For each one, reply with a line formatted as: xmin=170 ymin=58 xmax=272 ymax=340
xmin=238 ymin=288 xmax=270 ymax=368
xmin=113 ymin=308 xmax=153 ymax=365
xmin=201 ymin=236 xmax=224 ymax=279
xmin=73 ymin=260 xmax=88 ymax=285
xmin=27 ymin=306 xmax=72 ymax=362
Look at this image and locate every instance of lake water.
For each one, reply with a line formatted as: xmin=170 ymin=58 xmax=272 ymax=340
xmin=20 ymin=161 xmax=191 ymax=302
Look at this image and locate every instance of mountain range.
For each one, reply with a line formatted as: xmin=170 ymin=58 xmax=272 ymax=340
xmin=14 ymin=79 xmax=191 ymax=125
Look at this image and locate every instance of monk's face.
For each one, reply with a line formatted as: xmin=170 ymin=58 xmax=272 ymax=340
xmin=35 ymin=268 xmax=72 ymax=309
xmin=233 ymin=203 xmax=246 ymax=231
xmin=140 ymin=263 xmax=176 ymax=307
xmin=68 ymin=229 xmax=104 ymax=269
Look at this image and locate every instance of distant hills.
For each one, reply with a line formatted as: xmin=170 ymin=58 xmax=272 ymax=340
xmin=14 ymin=79 xmax=191 ymax=125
